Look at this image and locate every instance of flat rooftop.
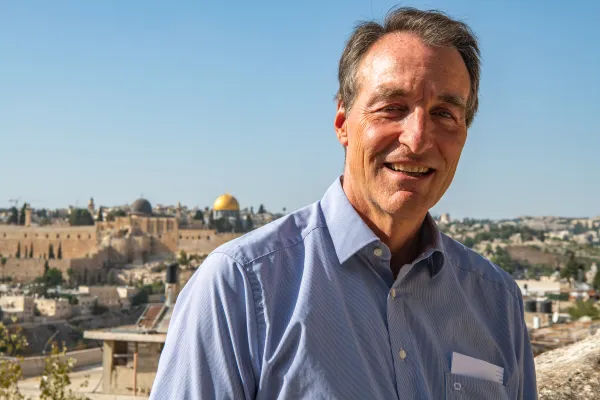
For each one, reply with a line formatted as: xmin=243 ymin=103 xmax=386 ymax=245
xmin=84 ymin=325 xmax=166 ymax=343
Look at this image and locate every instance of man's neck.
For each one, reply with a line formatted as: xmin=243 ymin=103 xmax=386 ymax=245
xmin=361 ymin=209 xmax=424 ymax=278
xmin=341 ymin=176 xmax=426 ymax=276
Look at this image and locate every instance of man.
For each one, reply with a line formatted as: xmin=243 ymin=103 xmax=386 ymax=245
xmin=151 ymin=7 xmax=537 ymax=399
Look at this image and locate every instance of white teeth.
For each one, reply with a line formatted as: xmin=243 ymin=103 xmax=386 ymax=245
xmin=389 ymin=163 xmax=430 ymax=173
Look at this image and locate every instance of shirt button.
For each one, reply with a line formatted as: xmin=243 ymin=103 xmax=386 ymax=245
xmin=390 ymin=288 xmax=396 ymax=298
xmin=399 ymin=349 xmax=407 ymax=360
xmin=374 ymin=247 xmax=383 ymax=257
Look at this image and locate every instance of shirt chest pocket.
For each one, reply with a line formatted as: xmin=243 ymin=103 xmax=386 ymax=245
xmin=445 ymin=373 xmax=510 ymax=400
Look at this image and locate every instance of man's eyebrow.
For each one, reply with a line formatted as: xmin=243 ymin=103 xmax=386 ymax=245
xmin=438 ymin=92 xmax=467 ymax=111
xmin=366 ymin=87 xmax=408 ymax=108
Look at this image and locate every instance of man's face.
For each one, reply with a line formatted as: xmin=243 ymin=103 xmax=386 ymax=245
xmin=336 ymin=32 xmax=471 ymax=219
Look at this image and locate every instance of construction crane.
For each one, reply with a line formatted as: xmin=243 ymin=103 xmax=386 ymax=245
xmin=8 ymin=197 xmax=21 ymax=208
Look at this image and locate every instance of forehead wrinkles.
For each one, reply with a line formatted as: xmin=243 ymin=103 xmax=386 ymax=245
xmin=355 ymin=33 xmax=469 ymax=103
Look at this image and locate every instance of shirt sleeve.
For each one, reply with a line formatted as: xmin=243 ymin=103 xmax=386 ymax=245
xmin=515 ymin=286 xmax=538 ymax=400
xmin=150 ymin=252 xmax=259 ymax=400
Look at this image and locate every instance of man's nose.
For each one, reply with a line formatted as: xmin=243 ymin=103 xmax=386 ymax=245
xmin=399 ymin=108 xmax=433 ymax=154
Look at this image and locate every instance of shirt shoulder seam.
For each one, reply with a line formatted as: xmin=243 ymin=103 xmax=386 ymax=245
xmin=229 ymin=225 xmax=328 ymax=266
xmin=448 ymin=257 xmax=519 ymax=302
xmin=206 ymin=250 xmax=266 ymax=375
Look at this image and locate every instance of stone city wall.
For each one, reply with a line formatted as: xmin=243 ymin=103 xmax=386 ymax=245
xmin=177 ymin=229 xmax=241 ymax=255
xmin=0 ymin=221 xmax=243 ymax=281
xmin=0 ymin=258 xmax=72 ymax=282
xmin=0 ymin=225 xmax=98 ymax=260
xmin=0 ymin=249 xmax=111 ymax=283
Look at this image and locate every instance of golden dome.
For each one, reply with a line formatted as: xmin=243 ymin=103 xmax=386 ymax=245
xmin=213 ymin=193 xmax=240 ymax=211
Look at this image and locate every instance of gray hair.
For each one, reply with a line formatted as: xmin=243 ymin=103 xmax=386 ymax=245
xmin=337 ymin=7 xmax=481 ymax=127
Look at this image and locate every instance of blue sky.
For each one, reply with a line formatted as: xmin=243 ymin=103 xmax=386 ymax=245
xmin=0 ymin=0 xmax=598 ymax=219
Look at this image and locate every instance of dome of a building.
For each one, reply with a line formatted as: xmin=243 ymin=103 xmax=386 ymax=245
xmin=131 ymin=198 xmax=153 ymax=216
xmin=213 ymin=193 xmax=240 ymax=211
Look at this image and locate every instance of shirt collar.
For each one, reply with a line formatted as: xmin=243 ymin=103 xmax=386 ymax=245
xmin=320 ymin=176 xmax=446 ymax=276
xmin=320 ymin=176 xmax=380 ymax=265
xmin=418 ymin=213 xmax=446 ymax=277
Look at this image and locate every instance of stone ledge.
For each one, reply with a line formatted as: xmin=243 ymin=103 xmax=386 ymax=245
xmin=535 ymin=330 xmax=600 ymax=399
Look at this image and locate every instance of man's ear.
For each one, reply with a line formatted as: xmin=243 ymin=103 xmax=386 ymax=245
xmin=334 ymin=99 xmax=349 ymax=148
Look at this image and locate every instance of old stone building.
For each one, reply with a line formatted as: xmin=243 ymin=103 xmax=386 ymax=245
xmin=0 ymin=193 xmax=248 ymax=282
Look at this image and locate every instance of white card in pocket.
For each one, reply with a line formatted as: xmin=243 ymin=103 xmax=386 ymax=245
xmin=451 ymin=352 xmax=504 ymax=384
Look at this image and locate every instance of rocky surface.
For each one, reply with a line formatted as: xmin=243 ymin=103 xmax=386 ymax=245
xmin=535 ymin=330 xmax=600 ymax=399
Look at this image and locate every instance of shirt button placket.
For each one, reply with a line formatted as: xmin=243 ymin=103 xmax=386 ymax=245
xmin=388 ymin=284 xmax=415 ymax=395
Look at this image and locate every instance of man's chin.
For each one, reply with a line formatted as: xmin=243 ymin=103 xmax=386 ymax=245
xmin=378 ymin=192 xmax=431 ymax=217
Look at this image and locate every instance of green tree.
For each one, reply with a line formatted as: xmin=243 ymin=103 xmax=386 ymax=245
xmin=96 ymin=206 xmax=104 ymax=222
xmin=592 ymin=269 xmax=600 ymax=290
xmin=19 ymin=203 xmax=28 ymax=225
xmin=7 ymin=207 xmax=18 ymax=224
xmin=257 ymin=204 xmax=266 ymax=214
xmin=560 ymin=251 xmax=585 ymax=283
xmin=57 ymin=243 xmax=62 ymax=260
xmin=208 ymin=210 xmax=215 ymax=229
xmin=0 ymin=256 xmax=7 ymax=282
xmin=39 ymin=342 xmax=90 ymax=400
xmin=66 ymin=268 xmax=75 ymax=286
xmin=46 ymin=268 xmax=64 ymax=287
xmin=16 ymin=242 xmax=21 ymax=258
xmin=68 ymin=209 xmax=94 ymax=226
xmin=193 ymin=210 xmax=204 ymax=221
xmin=131 ymin=290 xmax=149 ymax=306
xmin=491 ymin=247 xmax=515 ymax=274
xmin=567 ymin=299 xmax=600 ymax=320
xmin=48 ymin=243 xmax=55 ymax=259
xmin=244 ymin=215 xmax=254 ymax=232
xmin=107 ymin=270 xmax=117 ymax=285
xmin=573 ymin=222 xmax=586 ymax=235
xmin=106 ymin=209 xmax=126 ymax=222
xmin=178 ymin=250 xmax=189 ymax=266
xmin=0 ymin=322 xmax=28 ymax=400
xmin=234 ymin=216 xmax=245 ymax=233
xmin=215 ymin=218 xmax=231 ymax=233
xmin=462 ymin=237 xmax=475 ymax=248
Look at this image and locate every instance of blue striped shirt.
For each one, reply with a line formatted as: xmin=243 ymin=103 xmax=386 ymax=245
xmin=151 ymin=177 xmax=537 ymax=399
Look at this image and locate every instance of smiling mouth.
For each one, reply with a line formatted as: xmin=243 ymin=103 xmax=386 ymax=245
xmin=384 ymin=163 xmax=434 ymax=177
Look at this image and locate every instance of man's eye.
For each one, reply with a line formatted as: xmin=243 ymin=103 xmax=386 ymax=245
xmin=435 ymin=110 xmax=454 ymax=119
xmin=380 ymin=106 xmax=405 ymax=112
